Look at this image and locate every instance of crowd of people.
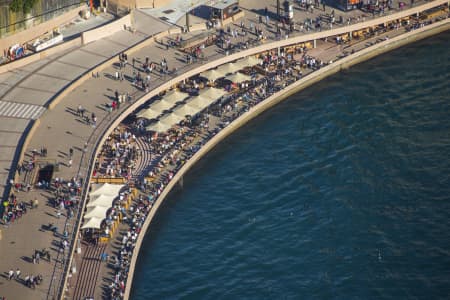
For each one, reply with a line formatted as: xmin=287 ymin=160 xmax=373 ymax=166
xmin=96 ymin=45 xmax=326 ymax=299
xmin=1 ymin=193 xmax=28 ymax=225
xmin=93 ymin=127 xmax=140 ymax=180
xmin=107 ymin=193 xmax=153 ymax=299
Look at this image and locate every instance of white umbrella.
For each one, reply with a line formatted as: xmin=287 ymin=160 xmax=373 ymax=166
xmin=163 ymin=90 xmax=189 ymax=103
xmin=81 ymin=217 xmax=104 ymax=229
xmin=86 ymin=194 xmax=115 ymax=208
xmin=136 ymin=107 xmax=161 ymax=120
xmin=225 ymin=72 xmax=251 ymax=83
xmin=186 ymin=95 xmax=216 ymax=111
xmin=84 ymin=205 xmax=109 ymax=219
xmin=235 ymin=56 xmax=262 ymax=69
xmin=145 ymin=121 xmax=173 ymax=133
xmin=199 ymin=69 xmax=225 ymax=82
xmin=159 ymin=113 xmax=185 ymax=126
xmin=199 ymin=87 xmax=226 ymax=100
xmin=173 ymin=104 xmax=200 ymax=117
xmin=217 ymin=62 xmax=242 ymax=75
xmin=90 ymin=183 xmax=124 ymax=197
xmin=150 ymin=99 xmax=176 ymax=113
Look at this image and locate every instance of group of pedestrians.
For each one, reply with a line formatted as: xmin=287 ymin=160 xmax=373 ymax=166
xmin=107 ymin=193 xmax=156 ymax=299
xmin=93 ymin=127 xmax=140 ymax=180
xmin=7 ymin=268 xmax=42 ymax=289
xmin=1 ymin=193 xmax=28 ymax=225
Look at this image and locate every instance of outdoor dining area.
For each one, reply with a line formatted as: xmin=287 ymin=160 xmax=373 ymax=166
xmin=92 ymin=126 xmax=140 ymax=183
xmin=81 ymin=183 xmax=136 ymax=244
xmin=134 ymin=56 xmax=264 ymax=134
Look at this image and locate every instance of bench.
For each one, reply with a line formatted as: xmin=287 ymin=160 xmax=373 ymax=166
xmin=91 ymin=177 xmax=126 ymax=184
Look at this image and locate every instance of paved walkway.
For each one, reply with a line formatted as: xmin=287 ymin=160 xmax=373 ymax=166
xmin=0 ymin=13 xmax=170 ymax=210
xmin=0 ymin=0 xmax=442 ymax=299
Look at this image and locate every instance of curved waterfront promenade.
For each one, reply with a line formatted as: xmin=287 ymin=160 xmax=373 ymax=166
xmin=37 ymin=2 xmax=450 ymax=298
xmin=122 ymin=18 xmax=450 ymax=299
xmin=0 ymin=1 xmax=448 ymax=299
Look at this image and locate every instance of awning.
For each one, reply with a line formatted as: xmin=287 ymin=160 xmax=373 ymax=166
xmin=159 ymin=113 xmax=185 ymax=126
xmin=163 ymin=90 xmax=189 ymax=103
xmin=136 ymin=107 xmax=161 ymax=120
xmin=217 ymin=62 xmax=242 ymax=75
xmin=199 ymin=69 xmax=225 ymax=82
xmin=186 ymin=95 xmax=216 ymax=111
xmin=145 ymin=112 xmax=185 ymax=133
xmin=89 ymin=183 xmax=124 ymax=197
xmin=145 ymin=121 xmax=173 ymax=133
xmin=172 ymin=104 xmax=200 ymax=117
xmin=81 ymin=217 xmax=104 ymax=229
xmin=84 ymin=205 xmax=110 ymax=219
xmin=137 ymin=96 xmax=180 ymax=120
xmin=225 ymin=72 xmax=251 ymax=83
xmin=86 ymin=194 xmax=115 ymax=208
xmin=149 ymin=99 xmax=176 ymax=113
xmin=235 ymin=56 xmax=262 ymax=69
xmin=199 ymin=87 xmax=226 ymax=100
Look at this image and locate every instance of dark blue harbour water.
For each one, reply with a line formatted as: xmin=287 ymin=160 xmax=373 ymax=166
xmin=131 ymin=31 xmax=450 ymax=299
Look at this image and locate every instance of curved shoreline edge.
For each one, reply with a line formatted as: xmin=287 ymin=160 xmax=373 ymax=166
xmin=124 ymin=19 xmax=450 ymax=299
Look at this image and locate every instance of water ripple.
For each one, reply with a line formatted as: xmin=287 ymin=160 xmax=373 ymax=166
xmin=131 ymin=31 xmax=450 ymax=300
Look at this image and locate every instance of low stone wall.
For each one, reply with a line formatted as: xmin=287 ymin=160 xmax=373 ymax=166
xmin=81 ymin=14 xmax=132 ymax=44
xmin=0 ymin=33 xmax=82 ymax=75
xmin=122 ymin=17 xmax=450 ymax=300
xmin=42 ymin=37 xmax=81 ymax=56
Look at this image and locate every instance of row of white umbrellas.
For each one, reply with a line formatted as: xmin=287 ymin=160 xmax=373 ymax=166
xmin=81 ymin=183 xmax=125 ymax=230
xmin=145 ymin=87 xmax=226 ymax=133
xmin=199 ymin=56 xmax=261 ymax=82
xmin=136 ymin=56 xmax=262 ymax=134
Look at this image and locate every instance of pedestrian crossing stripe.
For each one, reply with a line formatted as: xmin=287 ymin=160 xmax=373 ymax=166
xmin=0 ymin=101 xmax=46 ymax=120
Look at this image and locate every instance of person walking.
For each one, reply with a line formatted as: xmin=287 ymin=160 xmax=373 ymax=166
xmin=8 ymin=269 xmax=14 ymax=280
xmin=15 ymin=268 xmax=21 ymax=280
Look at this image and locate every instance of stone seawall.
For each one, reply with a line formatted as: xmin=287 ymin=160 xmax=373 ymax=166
xmin=123 ymin=18 xmax=450 ymax=300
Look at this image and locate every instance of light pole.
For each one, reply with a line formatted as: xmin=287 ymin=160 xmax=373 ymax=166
xmin=277 ymin=0 xmax=281 ymax=20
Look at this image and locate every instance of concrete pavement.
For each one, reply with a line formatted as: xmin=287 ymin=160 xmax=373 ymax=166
xmin=0 ymin=13 xmax=171 ymax=212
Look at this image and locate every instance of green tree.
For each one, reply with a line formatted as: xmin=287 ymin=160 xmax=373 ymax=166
xmin=23 ymin=0 xmax=38 ymax=13
xmin=9 ymin=0 xmax=24 ymax=12
xmin=9 ymin=0 xmax=38 ymax=14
